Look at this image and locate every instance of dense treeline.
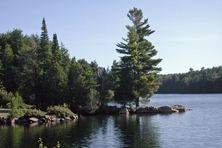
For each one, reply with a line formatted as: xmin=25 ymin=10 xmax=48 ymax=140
xmin=0 ymin=8 xmax=162 ymax=115
xmin=0 ymin=18 xmax=113 ymax=114
xmin=157 ymin=67 xmax=222 ymax=94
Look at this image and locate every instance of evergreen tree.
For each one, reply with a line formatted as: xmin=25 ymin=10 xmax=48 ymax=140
xmin=60 ymin=42 xmax=70 ymax=73
xmin=38 ymin=18 xmax=51 ymax=67
xmin=48 ymin=33 xmax=67 ymax=105
xmin=1 ymin=42 xmax=14 ymax=91
xmin=15 ymin=35 xmax=39 ymax=104
xmin=36 ymin=18 xmax=52 ymax=109
xmin=0 ymin=30 xmax=25 ymax=92
xmin=115 ymin=8 xmax=162 ymax=107
xmin=68 ymin=59 xmax=98 ymax=114
xmin=52 ymin=34 xmax=61 ymax=63
xmin=59 ymin=43 xmax=71 ymax=104
xmin=114 ymin=60 xmax=135 ymax=107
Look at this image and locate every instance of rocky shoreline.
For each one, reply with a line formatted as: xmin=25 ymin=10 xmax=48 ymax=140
xmin=0 ymin=114 xmax=78 ymax=125
xmin=117 ymin=104 xmax=191 ymax=114
xmin=0 ymin=104 xmax=191 ymax=125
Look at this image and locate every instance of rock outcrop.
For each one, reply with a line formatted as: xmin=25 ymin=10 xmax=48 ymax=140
xmin=135 ymin=104 xmax=191 ymax=114
xmin=171 ymin=104 xmax=192 ymax=112
xmin=136 ymin=106 xmax=159 ymax=114
xmin=0 ymin=114 xmax=78 ymax=125
xmin=158 ymin=106 xmax=179 ymax=113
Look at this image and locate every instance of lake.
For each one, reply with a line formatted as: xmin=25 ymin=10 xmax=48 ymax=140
xmin=0 ymin=94 xmax=222 ymax=148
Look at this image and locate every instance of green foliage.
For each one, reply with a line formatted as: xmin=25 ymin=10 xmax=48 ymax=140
xmin=5 ymin=91 xmax=24 ymax=108
xmin=9 ymin=107 xmax=24 ymax=118
xmin=158 ymin=66 xmax=222 ymax=93
xmin=7 ymin=92 xmax=25 ymax=117
xmin=68 ymin=59 xmax=99 ymax=114
xmin=0 ymin=18 xmax=107 ymax=114
xmin=0 ymin=90 xmax=12 ymax=108
xmin=38 ymin=138 xmax=60 ymax=148
xmin=46 ymin=106 xmax=75 ymax=118
xmin=0 ymin=90 xmax=25 ymax=109
xmin=0 ymin=91 xmax=26 ymax=117
xmin=38 ymin=138 xmax=44 ymax=148
xmin=23 ymin=109 xmax=46 ymax=118
xmin=107 ymin=90 xmax=114 ymax=100
xmin=114 ymin=8 xmax=162 ymax=107
xmin=52 ymin=34 xmax=61 ymax=63
xmin=9 ymin=96 xmax=24 ymax=118
xmin=0 ymin=12 xmax=159 ymax=114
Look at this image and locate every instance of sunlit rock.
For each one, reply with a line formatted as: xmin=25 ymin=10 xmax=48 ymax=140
xmin=29 ymin=117 xmax=39 ymax=123
xmin=171 ymin=104 xmax=191 ymax=112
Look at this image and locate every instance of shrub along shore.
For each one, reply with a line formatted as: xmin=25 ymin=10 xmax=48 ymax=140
xmin=0 ymin=106 xmax=78 ymax=125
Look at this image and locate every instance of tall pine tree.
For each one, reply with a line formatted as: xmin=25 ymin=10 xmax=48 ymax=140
xmin=115 ymin=8 xmax=162 ymax=107
xmin=36 ymin=18 xmax=52 ymax=109
xmin=48 ymin=33 xmax=67 ymax=105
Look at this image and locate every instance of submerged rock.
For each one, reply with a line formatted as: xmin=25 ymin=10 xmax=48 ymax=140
xmin=119 ymin=108 xmax=129 ymax=114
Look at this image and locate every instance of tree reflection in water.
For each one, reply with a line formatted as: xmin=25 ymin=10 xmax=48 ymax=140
xmin=0 ymin=115 xmax=160 ymax=148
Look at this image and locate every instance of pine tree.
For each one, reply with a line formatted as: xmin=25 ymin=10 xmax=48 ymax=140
xmin=114 ymin=60 xmax=135 ymax=107
xmin=36 ymin=18 xmax=52 ymax=109
xmin=52 ymin=33 xmax=61 ymax=63
xmin=48 ymin=34 xmax=67 ymax=105
xmin=38 ymin=18 xmax=51 ymax=68
xmin=115 ymin=8 xmax=162 ymax=107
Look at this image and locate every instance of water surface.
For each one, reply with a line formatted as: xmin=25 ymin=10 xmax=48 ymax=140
xmin=0 ymin=94 xmax=221 ymax=148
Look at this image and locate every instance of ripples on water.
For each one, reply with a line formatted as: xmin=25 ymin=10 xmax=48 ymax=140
xmin=0 ymin=94 xmax=222 ymax=148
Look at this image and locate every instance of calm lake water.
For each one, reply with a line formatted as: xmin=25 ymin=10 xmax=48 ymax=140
xmin=0 ymin=94 xmax=222 ymax=148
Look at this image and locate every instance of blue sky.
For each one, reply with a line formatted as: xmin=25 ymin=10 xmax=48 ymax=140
xmin=1 ymin=0 xmax=222 ymax=74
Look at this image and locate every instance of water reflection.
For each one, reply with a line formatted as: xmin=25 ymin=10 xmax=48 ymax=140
xmin=72 ymin=115 xmax=161 ymax=148
xmin=0 ymin=115 xmax=161 ymax=148
xmin=114 ymin=114 xmax=160 ymax=148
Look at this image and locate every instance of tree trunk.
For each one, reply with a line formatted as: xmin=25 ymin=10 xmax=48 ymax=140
xmin=136 ymin=97 xmax=139 ymax=107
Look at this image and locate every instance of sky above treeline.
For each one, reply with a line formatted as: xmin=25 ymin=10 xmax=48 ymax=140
xmin=1 ymin=0 xmax=222 ymax=74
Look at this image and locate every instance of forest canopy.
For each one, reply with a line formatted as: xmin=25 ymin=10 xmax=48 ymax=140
xmin=157 ymin=66 xmax=222 ymax=94
xmin=0 ymin=8 xmax=162 ymax=113
xmin=0 ymin=19 xmax=109 ymax=113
